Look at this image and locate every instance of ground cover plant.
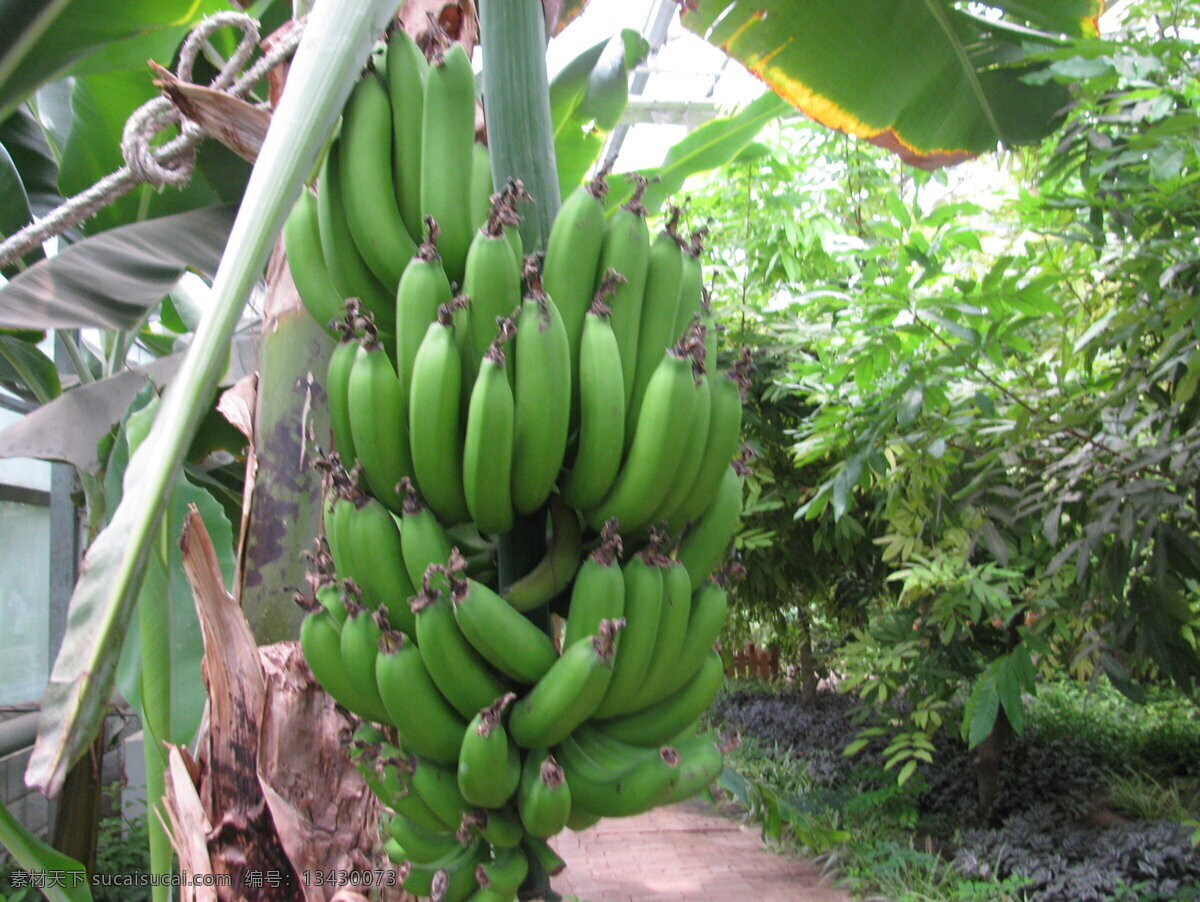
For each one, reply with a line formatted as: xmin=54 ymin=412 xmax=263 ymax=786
xmin=712 ymin=678 xmax=1200 ymax=901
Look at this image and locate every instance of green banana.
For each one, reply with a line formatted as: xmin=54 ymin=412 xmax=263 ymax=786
xmin=671 ymin=232 xmax=705 ymax=341
xmin=411 ymin=755 xmax=473 ymax=831
xmin=324 ymin=324 xmax=361 ymax=467
xmin=412 ymin=566 xmax=510 ymax=719
xmin=558 ymin=273 xmax=626 ymax=510
xmin=648 ymin=329 xmax=713 ymax=526
xmin=585 ymin=339 xmax=700 ymax=533
xmin=389 ymin=811 xmax=465 ymax=863
xmin=593 ymin=651 xmax=725 ymax=747
xmin=360 ymin=746 xmax=451 ymax=833
xmin=501 ymin=494 xmax=582 ymax=612
xmin=508 ymin=621 xmax=621 ymax=749
xmin=327 ymin=467 xmax=416 ymax=633
xmin=314 ymin=579 xmax=349 ymax=626
xmin=448 ymin=553 xmax=557 ymax=684
xmin=556 ymin=736 xmax=679 ymax=818
xmin=678 ymin=464 xmax=744 ymax=591
xmin=384 ymin=837 xmax=406 ymax=864
xmin=595 ymin=176 xmax=650 ymax=406
xmin=421 ymin=42 xmax=477 ymax=283
xmin=562 ymin=520 xmax=624 ymax=650
xmin=543 ymin=171 xmax=609 ymax=382
xmin=463 ymin=807 xmax=524 ymax=850
xmin=395 ymin=222 xmax=454 ymax=405
xmin=468 ymin=141 xmax=493 ymax=236
xmin=520 ymin=836 xmax=565 ymax=878
xmin=517 ymin=750 xmax=571 ymax=838
xmin=375 ymin=628 xmax=467 ymax=764
xmin=463 ymin=184 xmax=525 ymax=377
xmin=468 ymin=889 xmax=512 ymax=902
xmin=387 ymin=28 xmax=427 ymax=243
xmin=627 ymin=556 xmax=694 ymax=710
xmin=700 ymin=291 xmax=719 ymax=375
xmin=671 ymin=350 xmax=751 ymax=525
xmin=510 ymin=267 xmax=572 ymax=515
xmin=409 ymin=298 xmax=471 ymax=524
xmin=299 ymin=607 xmax=382 ymax=722
xmin=627 ymin=209 xmax=686 ymax=439
xmin=283 ymin=188 xmax=344 ymax=332
xmin=660 ymin=579 xmax=729 ymax=698
xmin=475 ymin=846 xmax=527 ymax=898
xmin=462 ymin=319 xmax=517 ymax=535
xmin=457 ymin=693 xmax=521 ymax=808
xmin=338 ymin=602 xmax=392 ymax=722
xmin=340 ymin=68 xmax=416 ymax=289
xmin=667 ymin=731 xmax=726 ymax=803
xmin=347 ymin=321 xmax=412 ymax=513
xmin=399 ymin=477 xmax=454 ymax=589
xmin=592 ymin=539 xmax=668 ymax=719
xmin=399 ymin=837 xmax=485 ymax=902
xmin=316 ymin=139 xmax=395 ymax=329
xmin=565 ymin=808 xmax=601 ymax=832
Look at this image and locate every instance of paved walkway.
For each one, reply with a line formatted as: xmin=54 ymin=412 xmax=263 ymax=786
xmin=551 ymin=800 xmax=852 ymax=902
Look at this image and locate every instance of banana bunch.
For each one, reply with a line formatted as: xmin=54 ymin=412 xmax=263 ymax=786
xmin=287 ymin=27 xmax=757 ymax=901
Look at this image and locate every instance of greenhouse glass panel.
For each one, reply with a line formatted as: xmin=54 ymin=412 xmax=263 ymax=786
xmin=0 ymin=501 xmax=50 ymax=704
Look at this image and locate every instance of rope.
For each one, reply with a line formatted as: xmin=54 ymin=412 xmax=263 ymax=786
xmin=0 ymin=11 xmax=307 ymax=270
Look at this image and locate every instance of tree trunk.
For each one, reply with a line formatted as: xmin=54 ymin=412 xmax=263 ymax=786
xmin=973 ymin=706 xmax=1011 ymax=826
xmin=796 ymin=607 xmax=818 ymax=704
xmin=50 ymin=726 xmax=103 ymax=874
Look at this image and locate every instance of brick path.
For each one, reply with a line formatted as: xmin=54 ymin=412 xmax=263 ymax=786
xmin=550 ymin=800 xmax=851 ymax=902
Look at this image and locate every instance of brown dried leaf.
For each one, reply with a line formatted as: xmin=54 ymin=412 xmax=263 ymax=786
xmin=162 ymin=745 xmax=217 ymax=902
xmin=218 ymin=373 xmax=257 ymax=443
xmin=256 ymin=642 xmax=407 ymax=900
xmin=397 ymin=0 xmax=479 ymax=55
xmin=152 ymin=64 xmax=271 ymax=163
xmin=178 ymin=510 xmax=296 ymax=899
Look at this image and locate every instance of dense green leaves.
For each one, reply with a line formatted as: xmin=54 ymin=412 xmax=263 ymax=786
xmin=0 ymin=0 xmax=225 ymax=122
xmin=696 ymin=1 xmax=1200 ymax=793
xmin=681 ymin=0 xmax=1102 ymax=169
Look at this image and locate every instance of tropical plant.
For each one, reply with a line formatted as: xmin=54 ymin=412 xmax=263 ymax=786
xmin=0 ymin=0 xmax=1112 ymax=892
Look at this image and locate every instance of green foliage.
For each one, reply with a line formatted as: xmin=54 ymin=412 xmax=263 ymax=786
xmin=1028 ymin=678 xmax=1200 ymax=778
xmin=0 ymin=788 xmax=152 ymax=902
xmin=695 ymin=0 xmax=1200 ymax=788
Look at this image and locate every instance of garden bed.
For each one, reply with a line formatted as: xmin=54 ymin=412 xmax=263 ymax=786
xmin=710 ymin=681 xmax=1200 ymax=901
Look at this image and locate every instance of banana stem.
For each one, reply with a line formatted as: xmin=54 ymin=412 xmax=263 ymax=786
xmin=479 ymin=0 xmax=560 ymax=251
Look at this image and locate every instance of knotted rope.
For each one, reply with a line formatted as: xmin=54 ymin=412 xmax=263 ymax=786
xmin=0 ymin=11 xmax=306 ymax=270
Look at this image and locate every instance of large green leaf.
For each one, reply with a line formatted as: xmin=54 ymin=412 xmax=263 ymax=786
xmin=606 ymin=90 xmax=790 ymax=213
xmin=0 ymin=108 xmax=63 ymax=218
xmin=26 ymin=0 xmax=398 ymax=800
xmin=0 ymin=796 xmax=91 ymax=902
xmin=0 ymin=204 xmax=236 ymax=330
xmin=0 ymin=0 xmax=224 ymax=123
xmin=0 ymin=141 xmax=32 ymax=238
xmin=109 ymin=392 xmax=235 ymax=748
xmin=0 ymin=333 xmax=60 ymax=402
xmin=680 ymin=0 xmax=1103 ymax=169
xmin=0 ymin=336 xmax=255 ymax=472
xmin=57 ymin=69 xmax=223 ymax=235
xmin=549 ymin=30 xmax=649 ymax=197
